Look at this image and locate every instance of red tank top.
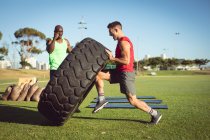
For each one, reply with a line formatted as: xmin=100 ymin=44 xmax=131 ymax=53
xmin=115 ymin=37 xmax=134 ymax=72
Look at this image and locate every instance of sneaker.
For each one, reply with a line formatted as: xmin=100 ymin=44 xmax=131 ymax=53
xmin=150 ymin=112 xmax=162 ymax=124
xmin=92 ymin=99 xmax=108 ymax=113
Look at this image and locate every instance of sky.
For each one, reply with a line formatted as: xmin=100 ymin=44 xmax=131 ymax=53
xmin=0 ymin=0 xmax=210 ymax=65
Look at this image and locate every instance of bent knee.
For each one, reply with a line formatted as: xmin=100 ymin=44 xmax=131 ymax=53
xmin=127 ymin=95 xmax=137 ymax=106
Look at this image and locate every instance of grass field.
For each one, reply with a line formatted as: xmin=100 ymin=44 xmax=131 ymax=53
xmin=0 ymin=69 xmax=210 ymax=140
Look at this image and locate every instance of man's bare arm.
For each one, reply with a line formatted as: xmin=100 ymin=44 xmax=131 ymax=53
xmin=46 ymin=33 xmax=59 ymax=54
xmin=65 ymin=39 xmax=72 ymax=53
xmin=46 ymin=39 xmax=55 ymax=53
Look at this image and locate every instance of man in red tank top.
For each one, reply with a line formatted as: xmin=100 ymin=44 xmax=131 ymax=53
xmin=93 ymin=21 xmax=162 ymax=124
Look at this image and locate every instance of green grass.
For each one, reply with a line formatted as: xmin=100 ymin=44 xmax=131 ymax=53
xmin=0 ymin=70 xmax=210 ymax=140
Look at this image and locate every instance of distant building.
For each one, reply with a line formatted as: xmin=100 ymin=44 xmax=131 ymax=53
xmin=160 ymin=53 xmax=167 ymax=59
xmin=36 ymin=61 xmax=49 ymax=70
xmin=175 ymin=65 xmax=200 ymax=71
xmin=144 ymin=54 xmax=150 ymax=60
xmin=143 ymin=66 xmax=152 ymax=71
xmin=0 ymin=60 xmax=11 ymax=69
xmin=25 ymin=57 xmax=49 ymax=70
xmin=25 ymin=57 xmax=37 ymax=68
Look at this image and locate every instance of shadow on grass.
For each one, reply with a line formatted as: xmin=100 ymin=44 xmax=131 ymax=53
xmin=73 ymin=116 xmax=149 ymax=124
xmin=0 ymin=104 xmax=54 ymax=126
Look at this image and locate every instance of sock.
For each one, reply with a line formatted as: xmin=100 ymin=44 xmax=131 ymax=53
xmin=148 ymin=107 xmax=158 ymax=116
xmin=98 ymin=93 xmax=105 ymax=101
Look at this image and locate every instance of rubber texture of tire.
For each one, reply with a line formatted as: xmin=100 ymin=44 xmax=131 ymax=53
xmin=38 ymin=38 xmax=109 ymax=125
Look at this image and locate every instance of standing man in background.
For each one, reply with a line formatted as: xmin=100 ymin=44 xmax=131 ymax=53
xmin=46 ymin=25 xmax=72 ymax=79
xmin=46 ymin=25 xmax=80 ymax=113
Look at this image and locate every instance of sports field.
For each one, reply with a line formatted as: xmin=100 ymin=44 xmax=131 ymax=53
xmin=0 ymin=70 xmax=210 ymax=140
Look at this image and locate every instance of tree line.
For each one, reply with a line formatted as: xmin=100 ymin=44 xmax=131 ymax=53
xmin=134 ymin=57 xmax=209 ymax=71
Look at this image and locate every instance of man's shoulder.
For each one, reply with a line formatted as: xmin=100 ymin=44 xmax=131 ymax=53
xmin=119 ymin=36 xmax=133 ymax=48
xmin=119 ymin=40 xmax=130 ymax=47
xmin=63 ymin=38 xmax=69 ymax=41
xmin=119 ymin=36 xmax=130 ymax=41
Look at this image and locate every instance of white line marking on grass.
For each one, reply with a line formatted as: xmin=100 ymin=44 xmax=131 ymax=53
xmin=0 ymin=82 xmax=16 ymax=86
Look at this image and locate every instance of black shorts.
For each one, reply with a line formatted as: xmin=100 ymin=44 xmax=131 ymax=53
xmin=109 ymin=69 xmax=136 ymax=95
xmin=50 ymin=70 xmax=56 ymax=80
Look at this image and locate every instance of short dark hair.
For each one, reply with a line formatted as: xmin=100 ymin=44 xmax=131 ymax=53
xmin=107 ymin=21 xmax=122 ymax=29
xmin=54 ymin=25 xmax=63 ymax=32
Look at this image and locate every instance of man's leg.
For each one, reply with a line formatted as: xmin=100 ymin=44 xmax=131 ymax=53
xmin=92 ymin=71 xmax=110 ymax=113
xmin=126 ymin=94 xmax=162 ymax=124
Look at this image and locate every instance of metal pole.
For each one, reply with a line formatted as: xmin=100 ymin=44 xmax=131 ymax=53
xmin=174 ymin=32 xmax=180 ymax=58
xmin=78 ymin=16 xmax=87 ymax=40
xmin=136 ymin=37 xmax=140 ymax=75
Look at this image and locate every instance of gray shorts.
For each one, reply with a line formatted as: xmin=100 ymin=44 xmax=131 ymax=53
xmin=109 ymin=69 xmax=136 ymax=95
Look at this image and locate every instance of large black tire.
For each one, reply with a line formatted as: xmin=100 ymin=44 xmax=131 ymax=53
xmin=38 ymin=38 xmax=109 ymax=125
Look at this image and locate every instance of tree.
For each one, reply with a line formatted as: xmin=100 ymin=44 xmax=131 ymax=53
xmin=0 ymin=31 xmax=8 ymax=60
xmin=0 ymin=31 xmax=2 ymax=40
xmin=167 ymin=58 xmax=179 ymax=67
xmin=134 ymin=60 xmax=139 ymax=71
xmin=12 ymin=27 xmax=46 ymax=69
xmin=194 ymin=59 xmax=209 ymax=68
xmin=148 ymin=57 xmax=162 ymax=69
xmin=181 ymin=59 xmax=193 ymax=66
xmin=159 ymin=59 xmax=167 ymax=70
xmin=0 ymin=46 xmax=8 ymax=60
xmin=138 ymin=59 xmax=149 ymax=71
xmin=139 ymin=59 xmax=149 ymax=67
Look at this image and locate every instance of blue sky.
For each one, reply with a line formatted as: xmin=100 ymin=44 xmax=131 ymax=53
xmin=0 ymin=0 xmax=210 ymax=64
